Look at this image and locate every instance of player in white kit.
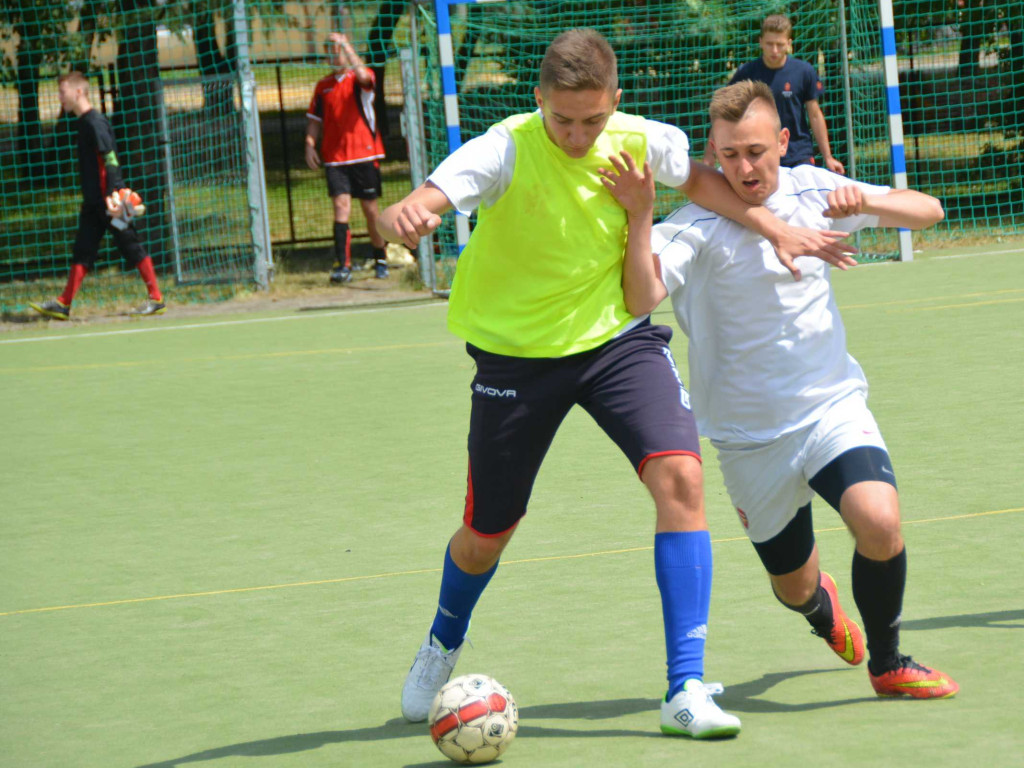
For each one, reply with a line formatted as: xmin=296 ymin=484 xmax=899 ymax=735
xmin=601 ymin=79 xmax=958 ymax=699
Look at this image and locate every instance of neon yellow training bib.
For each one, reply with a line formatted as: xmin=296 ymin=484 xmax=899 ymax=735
xmin=446 ymin=110 xmax=648 ymax=358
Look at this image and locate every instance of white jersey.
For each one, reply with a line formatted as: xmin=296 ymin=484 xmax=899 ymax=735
xmin=428 ymin=112 xmax=692 ymax=214
xmin=654 ymin=165 xmax=890 ymax=444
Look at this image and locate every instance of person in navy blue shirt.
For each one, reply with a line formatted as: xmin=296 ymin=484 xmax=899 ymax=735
xmin=704 ymin=15 xmax=845 ymax=174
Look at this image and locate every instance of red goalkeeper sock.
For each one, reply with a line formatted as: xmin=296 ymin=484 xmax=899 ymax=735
xmin=58 ymin=263 xmax=88 ymax=306
xmin=136 ymin=256 xmax=162 ymax=302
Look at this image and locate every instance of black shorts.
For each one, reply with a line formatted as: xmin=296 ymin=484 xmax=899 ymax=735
xmin=463 ymin=321 xmax=701 ymax=536
xmin=72 ymin=203 xmax=147 ymax=268
xmin=325 ymin=161 xmax=381 ymax=199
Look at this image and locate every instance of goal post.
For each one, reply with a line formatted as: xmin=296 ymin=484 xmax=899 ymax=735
xmin=877 ymin=0 xmax=915 ymax=261
xmin=233 ymin=0 xmax=274 ymax=288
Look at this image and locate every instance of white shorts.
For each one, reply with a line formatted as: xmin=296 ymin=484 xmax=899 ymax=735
xmin=713 ymin=393 xmax=888 ymax=544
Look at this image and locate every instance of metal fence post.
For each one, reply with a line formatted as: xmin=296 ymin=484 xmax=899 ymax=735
xmin=234 ymin=0 xmax=275 ymax=286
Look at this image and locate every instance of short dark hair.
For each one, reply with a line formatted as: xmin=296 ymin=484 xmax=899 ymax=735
xmin=539 ymin=28 xmax=618 ymax=93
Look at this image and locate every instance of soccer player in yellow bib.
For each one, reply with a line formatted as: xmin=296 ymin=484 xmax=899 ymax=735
xmin=379 ymin=28 xmax=855 ymax=738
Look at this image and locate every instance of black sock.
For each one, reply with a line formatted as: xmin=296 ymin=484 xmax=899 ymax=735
xmin=333 ymin=222 xmax=350 ymax=268
xmin=775 ymin=578 xmax=834 ymax=635
xmin=852 ymin=547 xmax=906 ymax=674
xmin=373 ymin=246 xmax=386 ymax=265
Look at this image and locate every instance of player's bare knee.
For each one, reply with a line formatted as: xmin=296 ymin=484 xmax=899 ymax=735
xmin=332 ymin=197 xmax=352 ymax=220
xmin=643 ymin=454 xmax=703 ymax=506
xmin=854 ymin=525 xmax=903 ymax=561
xmin=451 ymin=525 xmax=512 ymax=572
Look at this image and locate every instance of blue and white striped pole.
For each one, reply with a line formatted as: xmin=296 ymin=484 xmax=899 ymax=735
xmin=878 ymin=0 xmax=914 ymax=261
xmin=436 ymin=0 xmax=508 ymax=251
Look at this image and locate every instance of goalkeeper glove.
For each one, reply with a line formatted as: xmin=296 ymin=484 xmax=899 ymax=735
xmin=106 ymin=188 xmax=145 ymax=230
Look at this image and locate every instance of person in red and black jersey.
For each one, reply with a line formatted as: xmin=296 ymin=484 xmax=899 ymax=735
xmin=29 ymin=71 xmax=165 ymax=321
xmin=305 ymin=32 xmax=389 ymax=283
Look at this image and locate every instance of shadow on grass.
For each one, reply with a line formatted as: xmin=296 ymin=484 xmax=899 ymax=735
xmin=902 ymin=608 xmax=1024 ymax=631
xmin=135 ymin=608 xmax=1020 ymax=766
xmin=131 ymin=672 xmax=868 ymax=766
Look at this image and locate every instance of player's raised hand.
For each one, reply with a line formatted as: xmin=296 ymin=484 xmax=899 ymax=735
xmin=823 ymin=185 xmax=865 ymax=219
xmin=598 ymin=151 xmax=654 ymax=218
xmin=769 ymin=223 xmax=859 ymax=280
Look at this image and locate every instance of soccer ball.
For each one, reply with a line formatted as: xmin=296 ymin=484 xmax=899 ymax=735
xmin=428 ymin=674 xmax=518 ymax=764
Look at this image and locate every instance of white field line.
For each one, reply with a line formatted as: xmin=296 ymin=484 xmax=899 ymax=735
xmin=930 ymin=244 xmax=1024 ymax=260
xmin=0 ymin=301 xmax=446 ymax=346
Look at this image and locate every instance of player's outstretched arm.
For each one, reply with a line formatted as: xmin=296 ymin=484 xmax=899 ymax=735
xmin=599 ymin=151 xmax=667 ymax=316
xmin=333 ymin=33 xmax=374 ymax=88
xmin=680 ymin=161 xmax=858 ymax=280
xmin=824 ymin=186 xmax=944 ymax=230
xmin=379 ymin=182 xmax=452 ymax=249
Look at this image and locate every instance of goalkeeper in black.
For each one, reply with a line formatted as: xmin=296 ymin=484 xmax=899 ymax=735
xmin=30 ymin=71 xmax=165 ymax=321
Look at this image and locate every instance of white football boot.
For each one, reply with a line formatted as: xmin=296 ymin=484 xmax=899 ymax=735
xmin=660 ymin=680 xmax=741 ymax=739
xmin=401 ymin=632 xmax=463 ymax=722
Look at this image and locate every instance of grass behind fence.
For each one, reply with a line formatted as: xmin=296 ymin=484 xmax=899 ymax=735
xmin=1 ymin=245 xmax=1022 ymax=767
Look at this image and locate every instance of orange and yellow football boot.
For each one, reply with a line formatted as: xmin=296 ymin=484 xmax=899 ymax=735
xmin=812 ymin=572 xmax=865 ymax=666
xmin=869 ymin=656 xmax=959 ymax=698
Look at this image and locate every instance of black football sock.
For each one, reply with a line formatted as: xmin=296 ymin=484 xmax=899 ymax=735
xmin=852 ymin=547 xmax=906 ymax=675
xmin=774 ymin=577 xmax=834 ymax=635
xmin=373 ymin=246 xmax=386 ymax=265
xmin=333 ymin=222 xmax=351 ymax=268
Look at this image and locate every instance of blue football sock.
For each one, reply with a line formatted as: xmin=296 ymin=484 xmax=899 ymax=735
xmin=655 ymin=530 xmax=713 ymax=699
xmin=429 ymin=544 xmax=498 ymax=651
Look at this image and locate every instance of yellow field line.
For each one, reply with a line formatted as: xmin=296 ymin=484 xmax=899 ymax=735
xmin=841 ymin=287 xmax=1024 ymax=311
xmin=888 ymin=296 xmax=1024 ymax=313
xmin=2 ymin=507 xmax=1019 ymax=619
xmin=0 ymin=340 xmax=457 ymax=374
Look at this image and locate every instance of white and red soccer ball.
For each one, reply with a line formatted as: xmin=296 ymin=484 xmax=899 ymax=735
xmin=429 ymin=674 xmax=518 ymax=764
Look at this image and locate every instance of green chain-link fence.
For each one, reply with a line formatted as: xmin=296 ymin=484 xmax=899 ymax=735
xmin=0 ymin=1 xmax=417 ymax=314
xmin=3 ymin=2 xmax=1021 ymax=311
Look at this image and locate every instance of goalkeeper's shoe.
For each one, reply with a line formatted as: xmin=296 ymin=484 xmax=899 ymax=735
xmin=329 ymin=265 xmax=352 ymax=284
xmin=869 ymin=655 xmax=958 ymax=699
xmin=811 ymin=572 xmax=865 ymax=666
xmin=29 ymin=299 xmax=70 ymax=321
xmin=130 ymin=299 xmax=166 ymax=316
xmin=401 ymin=632 xmax=463 ymax=722
xmin=660 ymin=680 xmax=741 ymax=739
xmin=375 ymin=261 xmax=389 ymax=279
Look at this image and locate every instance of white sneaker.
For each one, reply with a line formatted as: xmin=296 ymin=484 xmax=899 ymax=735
xmin=660 ymin=680 xmax=741 ymax=739
xmin=401 ymin=632 xmax=463 ymax=722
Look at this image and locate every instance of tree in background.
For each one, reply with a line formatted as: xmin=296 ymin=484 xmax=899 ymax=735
xmin=1 ymin=1 xmax=74 ymax=185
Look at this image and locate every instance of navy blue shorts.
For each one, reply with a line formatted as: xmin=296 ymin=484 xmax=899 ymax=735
xmin=463 ymin=321 xmax=700 ymax=536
